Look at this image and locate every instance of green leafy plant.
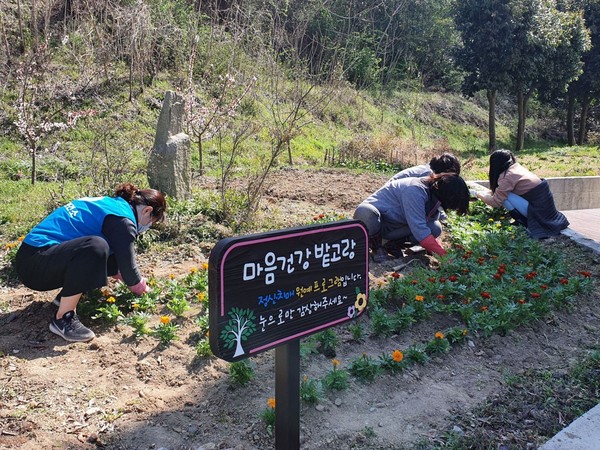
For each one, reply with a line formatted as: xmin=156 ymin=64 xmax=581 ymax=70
xmin=316 ymin=329 xmax=338 ymax=358
xmin=300 ymin=376 xmax=322 ymax=405
xmin=92 ymin=297 xmax=124 ymax=323
xmin=260 ymin=398 xmax=276 ymax=434
xmin=125 ymin=312 xmax=151 ymax=337
xmin=229 ymin=360 xmax=255 ymax=386
xmin=152 ymin=316 xmax=179 ymax=347
xmin=348 ymin=323 xmax=364 ymax=341
xmin=379 ymin=349 xmax=407 ymax=374
xmin=426 ymin=332 xmax=451 ymax=354
xmin=195 ymin=337 xmax=212 ymax=357
xmin=166 ymin=295 xmax=190 ymax=317
xmin=349 ymin=353 xmax=380 ymax=383
xmin=322 ymin=359 xmax=349 ymax=391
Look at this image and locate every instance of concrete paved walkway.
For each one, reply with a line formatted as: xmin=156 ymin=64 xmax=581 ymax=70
xmin=540 ymin=209 xmax=600 ymax=450
xmin=538 ymin=403 xmax=600 ymax=450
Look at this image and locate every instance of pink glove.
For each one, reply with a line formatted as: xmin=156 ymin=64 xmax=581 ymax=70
xmin=112 ymin=272 xmax=124 ymax=282
xmin=419 ymin=234 xmax=447 ymax=256
xmin=129 ymin=278 xmax=150 ymax=295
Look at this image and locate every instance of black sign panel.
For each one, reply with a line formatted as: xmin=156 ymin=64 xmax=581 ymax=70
xmin=208 ymin=220 xmax=369 ymax=362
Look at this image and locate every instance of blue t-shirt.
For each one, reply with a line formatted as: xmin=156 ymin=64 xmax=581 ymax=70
xmin=24 ymin=196 xmax=137 ymax=248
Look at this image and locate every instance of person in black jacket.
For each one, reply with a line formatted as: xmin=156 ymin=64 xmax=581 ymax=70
xmin=15 ymin=183 xmax=167 ymax=342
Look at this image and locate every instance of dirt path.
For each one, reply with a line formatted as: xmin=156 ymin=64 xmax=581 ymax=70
xmin=1 ymin=168 xmax=599 ymax=449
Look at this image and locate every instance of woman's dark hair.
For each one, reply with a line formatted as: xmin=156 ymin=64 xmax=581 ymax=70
xmin=489 ymin=149 xmax=516 ymax=193
xmin=115 ymin=183 xmax=167 ymax=223
xmin=429 ymin=153 xmax=461 ymax=175
xmin=429 ymin=173 xmax=469 ymax=215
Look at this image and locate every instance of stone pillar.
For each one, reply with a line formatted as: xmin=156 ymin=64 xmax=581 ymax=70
xmin=147 ymin=91 xmax=191 ymax=200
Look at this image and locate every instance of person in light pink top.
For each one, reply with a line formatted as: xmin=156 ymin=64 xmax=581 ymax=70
xmin=476 ymin=149 xmax=569 ymax=238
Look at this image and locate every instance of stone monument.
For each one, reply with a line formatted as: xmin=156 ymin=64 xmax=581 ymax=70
xmin=147 ymin=91 xmax=191 ymax=200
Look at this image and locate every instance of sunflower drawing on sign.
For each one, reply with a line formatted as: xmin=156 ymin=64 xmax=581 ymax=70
xmin=220 ymin=307 xmax=257 ymax=357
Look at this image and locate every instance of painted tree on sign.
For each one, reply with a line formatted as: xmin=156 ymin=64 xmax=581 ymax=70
xmin=220 ymin=307 xmax=257 ymax=358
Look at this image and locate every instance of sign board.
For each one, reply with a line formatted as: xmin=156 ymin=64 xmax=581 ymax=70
xmin=208 ymin=220 xmax=369 ymax=362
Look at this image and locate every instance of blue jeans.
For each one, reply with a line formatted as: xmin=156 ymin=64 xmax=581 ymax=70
xmin=504 ymin=193 xmax=529 ymax=217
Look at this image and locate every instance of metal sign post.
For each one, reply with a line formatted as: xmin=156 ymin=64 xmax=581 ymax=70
xmin=275 ymin=340 xmax=300 ymax=450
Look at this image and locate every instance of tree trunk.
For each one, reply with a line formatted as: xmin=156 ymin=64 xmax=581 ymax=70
xmin=199 ymin=135 xmax=204 ymax=175
xmin=487 ymin=89 xmax=497 ymax=152
xmin=566 ymin=95 xmax=575 ymax=146
xmin=577 ymin=95 xmax=590 ymax=145
xmin=16 ymin=0 xmax=25 ymax=53
xmin=287 ymin=140 xmax=293 ymax=165
xmin=31 ymin=147 xmax=37 ymax=185
xmin=515 ymin=90 xmax=533 ymax=151
xmin=31 ymin=0 xmax=38 ymax=49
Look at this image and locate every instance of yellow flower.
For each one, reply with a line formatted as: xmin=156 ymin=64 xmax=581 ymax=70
xmin=169 ymin=273 xmax=176 ymax=280
xmin=392 ymin=349 xmax=403 ymax=362
xmin=132 ymin=303 xmax=139 ymax=309
xmin=160 ymin=316 xmax=171 ymax=324
xmin=462 ymin=329 xmax=468 ymax=336
xmin=332 ymin=359 xmax=340 ymax=367
xmin=17 ymin=236 xmax=24 ymax=241
xmin=434 ymin=331 xmax=445 ymax=339
xmin=106 ymin=296 xmax=116 ymax=303
xmin=267 ymin=397 xmax=276 ymax=409
xmin=201 ymin=262 xmax=209 ymax=270
xmin=190 ymin=267 xmax=198 ymax=274
xmin=303 ymin=375 xmax=308 ymax=382
xmin=415 ymin=295 xmax=424 ymax=302
xmin=196 ymin=292 xmax=206 ymax=301
xmin=148 ymin=279 xmax=156 ymax=287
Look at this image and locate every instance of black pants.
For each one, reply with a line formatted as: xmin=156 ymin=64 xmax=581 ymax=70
xmin=15 ymin=237 xmax=118 ymax=297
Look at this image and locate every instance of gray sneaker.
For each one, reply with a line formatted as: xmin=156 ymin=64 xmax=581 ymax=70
xmin=49 ymin=311 xmax=95 ymax=342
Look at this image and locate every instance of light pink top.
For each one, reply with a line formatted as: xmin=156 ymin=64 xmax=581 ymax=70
xmin=479 ymin=163 xmax=542 ymax=208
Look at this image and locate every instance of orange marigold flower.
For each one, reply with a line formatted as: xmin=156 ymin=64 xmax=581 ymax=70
xmin=169 ymin=273 xmax=176 ymax=280
xmin=106 ymin=296 xmax=116 ymax=303
xmin=411 ymin=279 xmax=418 ymax=285
xmin=449 ymin=275 xmax=458 ymax=282
xmin=462 ymin=268 xmax=470 ymax=274
xmin=17 ymin=236 xmax=24 ymax=241
xmin=578 ymin=271 xmax=591 ymax=278
xmin=436 ymin=294 xmax=445 ymax=299
xmin=439 ymin=277 xmax=446 ymax=283
xmin=318 ymin=213 xmax=325 ymax=219
xmin=428 ymin=277 xmax=436 ymax=283
xmin=391 ymin=272 xmax=400 ymax=279
xmin=434 ymin=331 xmax=445 ymax=339
xmin=531 ymin=292 xmax=541 ymax=298
xmin=201 ymin=262 xmax=209 ymax=270
xmin=267 ymin=397 xmax=276 ymax=409
xmin=160 ymin=316 xmax=171 ymax=324
xmin=480 ymin=306 xmax=489 ymax=312
xmin=517 ymin=299 xmax=526 ymax=304
xmin=559 ymin=278 xmax=569 ymax=285
xmin=415 ymin=295 xmax=424 ymax=302
xmin=481 ymin=292 xmax=491 ymax=299
xmin=493 ymin=273 xmax=502 ymax=280
xmin=392 ymin=349 xmax=404 ymax=362
xmin=190 ymin=267 xmax=199 ymax=273
xmin=332 ymin=359 xmax=340 ymax=367
xmin=196 ymin=292 xmax=206 ymax=301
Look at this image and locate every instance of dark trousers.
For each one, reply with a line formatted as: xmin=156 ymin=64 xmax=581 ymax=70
xmin=15 ymin=237 xmax=118 ymax=297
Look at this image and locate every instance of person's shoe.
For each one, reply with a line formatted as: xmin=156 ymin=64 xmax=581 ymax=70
xmin=49 ymin=311 xmax=95 ymax=342
xmin=372 ymin=248 xmax=389 ymax=263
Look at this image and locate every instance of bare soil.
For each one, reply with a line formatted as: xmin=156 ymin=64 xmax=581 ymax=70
xmin=1 ymin=168 xmax=599 ymax=450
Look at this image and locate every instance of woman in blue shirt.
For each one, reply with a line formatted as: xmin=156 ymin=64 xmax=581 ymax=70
xmin=15 ymin=183 xmax=167 ymax=342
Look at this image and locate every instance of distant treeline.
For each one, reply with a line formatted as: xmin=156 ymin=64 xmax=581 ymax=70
xmin=1 ymin=0 xmax=599 ymax=149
